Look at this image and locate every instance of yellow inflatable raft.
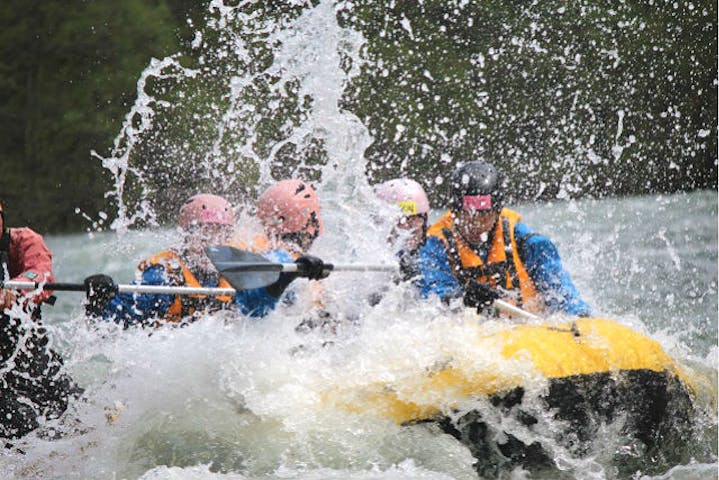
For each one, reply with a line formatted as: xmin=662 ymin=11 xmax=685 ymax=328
xmin=324 ymin=317 xmax=693 ymax=423
xmin=322 ymin=317 xmax=704 ymax=477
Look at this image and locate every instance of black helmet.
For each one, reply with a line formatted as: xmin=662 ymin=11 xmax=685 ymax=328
xmin=449 ymin=161 xmax=504 ymax=213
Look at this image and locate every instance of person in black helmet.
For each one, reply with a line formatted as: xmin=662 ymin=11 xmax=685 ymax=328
xmin=417 ymin=161 xmax=591 ymax=316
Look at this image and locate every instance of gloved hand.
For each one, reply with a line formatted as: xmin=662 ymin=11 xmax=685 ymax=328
xmin=266 ymin=255 xmax=329 ymax=298
xmin=296 ymin=255 xmax=329 ymax=281
xmin=0 ymin=289 xmax=17 ymax=310
xmin=398 ymin=252 xmax=420 ymax=282
xmin=84 ymin=274 xmax=117 ymax=316
xmin=463 ymin=281 xmax=500 ymax=313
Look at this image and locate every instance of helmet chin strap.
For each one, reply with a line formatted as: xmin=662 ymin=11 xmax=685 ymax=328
xmin=278 ymin=212 xmax=320 ymax=253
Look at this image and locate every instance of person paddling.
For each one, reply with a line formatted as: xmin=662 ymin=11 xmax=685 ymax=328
xmin=374 ymin=178 xmax=431 ymax=282
xmin=418 ymin=161 xmax=591 ymax=316
xmin=254 ymin=180 xmax=323 ymax=254
xmin=0 ymin=201 xmax=78 ymax=440
xmin=251 ymin=179 xmax=327 ymax=280
xmin=84 ymin=194 xmax=310 ymax=324
xmin=252 ymin=180 xmax=332 ymax=332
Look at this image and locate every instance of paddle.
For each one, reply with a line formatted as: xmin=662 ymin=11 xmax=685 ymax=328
xmin=1 ymin=280 xmax=237 ymax=297
xmin=3 ymin=248 xmax=536 ymax=321
xmin=205 ymin=245 xmax=541 ymax=320
xmin=4 ymin=279 xmax=539 ymax=320
xmin=488 ymin=300 xmax=541 ymax=321
xmin=205 ymin=245 xmax=397 ymax=290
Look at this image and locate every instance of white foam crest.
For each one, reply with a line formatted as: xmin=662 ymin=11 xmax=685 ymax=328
xmin=4 ymin=308 xmax=494 ymax=479
xmin=137 ymin=457 xmax=464 ymax=480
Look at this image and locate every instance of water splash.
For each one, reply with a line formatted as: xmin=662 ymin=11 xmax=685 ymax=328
xmin=92 ymin=0 xmax=379 ymax=239
xmin=91 ymin=56 xmax=199 ymax=234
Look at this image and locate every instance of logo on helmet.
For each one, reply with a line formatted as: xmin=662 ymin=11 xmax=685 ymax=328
xmin=398 ymin=200 xmax=418 ymax=216
xmin=462 ymin=195 xmax=492 ymax=212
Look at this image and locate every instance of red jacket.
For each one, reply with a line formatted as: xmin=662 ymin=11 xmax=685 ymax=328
xmin=6 ymin=227 xmax=55 ymax=304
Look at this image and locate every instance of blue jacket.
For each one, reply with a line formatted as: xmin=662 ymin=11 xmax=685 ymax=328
xmin=418 ymin=221 xmax=591 ymax=316
xmin=102 ymin=249 xmax=294 ymax=327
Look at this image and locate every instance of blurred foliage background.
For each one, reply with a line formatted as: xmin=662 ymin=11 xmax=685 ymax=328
xmin=0 ymin=0 xmax=715 ymax=233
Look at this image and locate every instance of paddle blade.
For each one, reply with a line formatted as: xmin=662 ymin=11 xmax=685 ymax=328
xmin=205 ymin=245 xmax=282 ymax=290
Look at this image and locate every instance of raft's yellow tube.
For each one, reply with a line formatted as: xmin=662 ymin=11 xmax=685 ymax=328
xmin=323 ymin=318 xmax=695 ymax=424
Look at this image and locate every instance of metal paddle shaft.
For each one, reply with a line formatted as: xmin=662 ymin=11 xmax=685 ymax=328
xmin=2 ymin=281 xmax=87 ymax=292
xmin=494 ymin=299 xmax=541 ymax=321
xmin=204 ymin=247 xmax=540 ymax=321
xmin=2 ymin=245 xmax=396 ymax=296
xmin=205 ymin=245 xmax=397 ymax=290
xmin=3 ymin=250 xmax=541 ymax=321
xmin=211 ymin=262 xmax=394 ymax=274
xmin=260 ymin=263 xmax=396 ymax=273
xmin=1 ymin=281 xmax=237 ymax=297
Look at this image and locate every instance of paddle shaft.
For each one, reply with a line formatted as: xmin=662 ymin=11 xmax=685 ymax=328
xmin=213 ymin=262 xmax=396 ymax=274
xmin=1 ymin=281 xmax=236 ymax=297
xmin=208 ymin=246 xmax=541 ymax=320
xmin=278 ymin=263 xmax=395 ymax=273
xmin=0 ymin=262 xmax=394 ymax=295
xmin=4 ymin=281 xmax=541 ymax=320
xmin=267 ymin=263 xmax=539 ymax=320
xmin=494 ymin=299 xmax=541 ymax=321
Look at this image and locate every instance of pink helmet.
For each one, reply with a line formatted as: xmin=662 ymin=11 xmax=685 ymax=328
xmin=178 ymin=194 xmax=234 ymax=229
xmin=257 ymin=180 xmax=323 ymax=237
xmin=375 ymin=178 xmax=430 ymax=215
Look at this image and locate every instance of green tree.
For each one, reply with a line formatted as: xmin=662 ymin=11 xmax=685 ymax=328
xmin=0 ymin=0 xmax=193 ymax=232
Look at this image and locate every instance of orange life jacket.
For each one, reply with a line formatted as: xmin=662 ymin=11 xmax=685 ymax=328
xmin=232 ymin=234 xmax=271 ymax=253
xmin=427 ymin=208 xmax=541 ymax=312
xmin=138 ymin=249 xmax=235 ymax=323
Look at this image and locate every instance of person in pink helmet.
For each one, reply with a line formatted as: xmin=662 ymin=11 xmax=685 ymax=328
xmin=374 ymin=178 xmax=431 ymax=282
xmin=249 ymin=180 xmax=333 ymax=333
xmin=250 ymin=180 xmax=328 ymax=299
xmin=176 ymin=194 xmax=237 ymax=273
xmin=256 ymin=179 xmax=324 ymax=256
xmin=85 ymin=193 xmax=294 ymax=325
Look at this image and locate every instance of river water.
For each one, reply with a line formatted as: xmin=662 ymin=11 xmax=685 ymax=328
xmin=0 ymin=190 xmax=713 ymax=480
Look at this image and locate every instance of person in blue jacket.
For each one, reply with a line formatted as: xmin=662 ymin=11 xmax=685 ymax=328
xmin=418 ymin=161 xmax=591 ymax=316
xmin=374 ymin=177 xmax=432 ymax=283
xmin=84 ymin=194 xmax=324 ymax=327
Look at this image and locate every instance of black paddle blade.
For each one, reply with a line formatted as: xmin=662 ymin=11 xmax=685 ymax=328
xmin=205 ymin=245 xmax=283 ymax=290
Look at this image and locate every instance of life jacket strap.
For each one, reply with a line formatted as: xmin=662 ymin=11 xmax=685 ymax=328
xmin=441 ymin=227 xmax=470 ymax=285
xmin=176 ymin=265 xmax=232 ymax=319
xmin=501 ymin=217 xmax=523 ymax=307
